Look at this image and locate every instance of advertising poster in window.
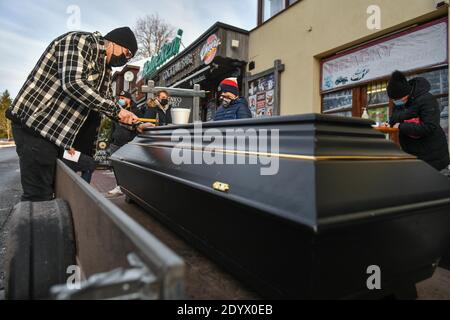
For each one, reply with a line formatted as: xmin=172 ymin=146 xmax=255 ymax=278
xmin=248 ymin=73 xmax=275 ymax=118
xmin=321 ymin=19 xmax=448 ymax=92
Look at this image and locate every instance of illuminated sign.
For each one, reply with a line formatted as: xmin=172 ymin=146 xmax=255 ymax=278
xmin=200 ymin=34 xmax=221 ymax=65
xmin=142 ymin=29 xmax=183 ymax=80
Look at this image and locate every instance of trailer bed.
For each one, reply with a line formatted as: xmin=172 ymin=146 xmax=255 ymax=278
xmin=92 ymin=169 xmax=258 ymax=300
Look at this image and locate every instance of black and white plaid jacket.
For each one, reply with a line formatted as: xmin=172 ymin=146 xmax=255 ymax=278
xmin=6 ymin=31 xmax=120 ymax=149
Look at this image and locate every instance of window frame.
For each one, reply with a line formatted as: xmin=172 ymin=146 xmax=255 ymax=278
xmin=321 ymin=88 xmax=354 ymax=116
xmin=257 ymin=0 xmax=298 ymax=26
xmin=321 ymin=65 xmax=449 ymax=117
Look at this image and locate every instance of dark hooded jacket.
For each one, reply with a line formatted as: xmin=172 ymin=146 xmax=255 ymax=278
xmin=389 ymin=77 xmax=449 ymax=171
xmin=110 ymin=102 xmax=144 ymax=147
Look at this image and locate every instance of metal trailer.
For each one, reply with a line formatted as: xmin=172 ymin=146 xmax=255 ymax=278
xmin=4 ymin=160 xmax=185 ymax=300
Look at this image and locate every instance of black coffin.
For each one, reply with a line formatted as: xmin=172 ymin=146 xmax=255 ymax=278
xmin=111 ymin=114 xmax=450 ymax=299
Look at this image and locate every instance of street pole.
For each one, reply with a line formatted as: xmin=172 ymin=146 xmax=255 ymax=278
xmin=7 ymin=120 xmax=11 ymax=140
xmin=193 ymin=84 xmax=201 ymax=122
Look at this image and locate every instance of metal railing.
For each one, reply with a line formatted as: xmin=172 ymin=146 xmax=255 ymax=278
xmin=53 ymin=160 xmax=185 ymax=299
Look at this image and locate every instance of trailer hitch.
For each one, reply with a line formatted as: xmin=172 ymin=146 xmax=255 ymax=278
xmin=50 ymin=253 xmax=159 ymax=300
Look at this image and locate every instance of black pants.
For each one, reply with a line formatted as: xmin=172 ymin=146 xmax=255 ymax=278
xmin=62 ymin=154 xmax=97 ymax=184
xmin=12 ymin=124 xmax=59 ymax=202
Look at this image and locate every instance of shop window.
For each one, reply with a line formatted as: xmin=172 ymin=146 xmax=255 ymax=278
xmin=366 ymin=81 xmax=389 ymax=125
xmin=410 ymin=68 xmax=449 ymax=141
xmin=363 ymin=69 xmax=449 ymax=130
xmin=438 ymin=96 xmax=449 ymax=141
xmin=410 ymin=68 xmax=448 ymax=96
xmin=321 ymin=67 xmax=449 ymax=142
xmin=322 ymin=89 xmax=353 ymax=116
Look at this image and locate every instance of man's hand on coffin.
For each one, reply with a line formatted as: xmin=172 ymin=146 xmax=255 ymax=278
xmin=118 ymin=108 xmax=139 ymax=125
xmin=136 ymin=123 xmax=155 ymax=133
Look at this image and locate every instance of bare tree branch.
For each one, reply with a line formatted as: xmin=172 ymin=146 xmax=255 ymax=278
xmin=133 ymin=14 xmax=175 ymax=60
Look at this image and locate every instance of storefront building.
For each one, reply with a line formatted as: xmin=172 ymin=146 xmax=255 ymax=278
xmin=137 ymin=22 xmax=249 ymax=121
xmin=111 ymin=64 xmax=140 ymax=98
xmin=247 ymin=0 xmax=449 ymax=141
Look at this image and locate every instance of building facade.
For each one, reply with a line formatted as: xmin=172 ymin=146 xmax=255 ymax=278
xmin=136 ymin=22 xmax=249 ymax=121
xmin=247 ymin=0 xmax=449 ymax=141
xmin=111 ymin=65 xmax=140 ymax=99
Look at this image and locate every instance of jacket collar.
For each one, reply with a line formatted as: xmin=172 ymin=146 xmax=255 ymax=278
xmin=92 ymin=31 xmax=107 ymax=68
xmin=155 ymin=99 xmax=170 ymax=113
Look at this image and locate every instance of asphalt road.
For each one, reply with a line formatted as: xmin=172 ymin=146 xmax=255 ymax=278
xmin=0 ymin=146 xmax=22 ymax=299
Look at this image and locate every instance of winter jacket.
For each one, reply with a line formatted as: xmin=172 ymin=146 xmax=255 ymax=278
xmin=214 ymin=97 xmax=252 ymax=121
xmin=390 ymin=77 xmax=450 ymax=171
xmin=110 ymin=102 xmax=144 ymax=147
xmin=72 ymin=111 xmax=101 ymax=157
xmin=6 ymin=31 xmax=119 ymax=149
xmin=142 ymin=99 xmax=172 ymax=126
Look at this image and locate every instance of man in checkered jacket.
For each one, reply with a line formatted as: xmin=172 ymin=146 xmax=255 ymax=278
xmin=6 ymin=27 xmax=140 ymax=202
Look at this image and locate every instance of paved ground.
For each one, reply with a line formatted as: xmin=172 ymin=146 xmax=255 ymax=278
xmin=417 ymin=267 xmax=450 ymax=300
xmin=0 ymin=147 xmax=22 ymax=300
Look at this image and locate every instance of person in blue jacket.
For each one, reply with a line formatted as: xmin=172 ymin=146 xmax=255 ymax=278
xmin=214 ymin=78 xmax=252 ymax=121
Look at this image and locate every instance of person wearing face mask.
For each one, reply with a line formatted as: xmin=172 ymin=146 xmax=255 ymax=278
xmin=387 ymin=70 xmax=449 ymax=172
xmin=5 ymin=27 xmax=140 ymax=202
xmin=143 ymin=90 xmax=173 ymax=126
xmin=214 ymin=78 xmax=252 ymax=121
xmin=108 ymin=90 xmax=148 ymax=197
xmin=109 ymin=90 xmax=145 ymax=154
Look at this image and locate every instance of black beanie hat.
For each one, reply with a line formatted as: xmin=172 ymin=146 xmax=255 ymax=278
xmin=104 ymin=27 xmax=138 ymax=57
xmin=387 ymin=70 xmax=412 ymax=99
xmin=119 ymin=90 xmax=132 ymax=100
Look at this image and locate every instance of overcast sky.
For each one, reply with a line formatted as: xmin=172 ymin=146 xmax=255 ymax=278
xmin=0 ymin=0 xmax=257 ymax=97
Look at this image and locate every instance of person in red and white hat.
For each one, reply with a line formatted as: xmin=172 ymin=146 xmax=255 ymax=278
xmin=214 ymin=78 xmax=252 ymax=121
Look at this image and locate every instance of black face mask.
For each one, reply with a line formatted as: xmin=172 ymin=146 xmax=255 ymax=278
xmin=219 ymin=96 xmax=232 ymax=108
xmin=160 ymin=99 xmax=169 ymax=106
xmin=109 ymin=53 xmax=128 ymax=67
